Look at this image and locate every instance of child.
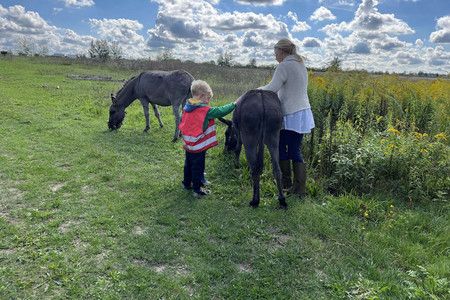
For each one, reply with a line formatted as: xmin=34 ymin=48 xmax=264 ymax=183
xmin=179 ymin=80 xmax=239 ymax=197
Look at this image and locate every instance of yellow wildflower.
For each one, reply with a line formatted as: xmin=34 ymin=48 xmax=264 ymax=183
xmin=390 ymin=204 xmax=394 ymax=208
xmin=420 ymin=149 xmax=428 ymax=153
xmin=364 ymin=212 xmax=369 ymax=217
xmin=413 ymin=132 xmax=423 ymax=139
xmin=362 ymin=227 xmax=366 ymax=230
xmin=388 ymin=126 xmax=401 ymax=135
xmin=435 ymin=132 xmax=448 ymax=141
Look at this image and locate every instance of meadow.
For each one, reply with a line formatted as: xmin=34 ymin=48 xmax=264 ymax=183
xmin=0 ymin=56 xmax=448 ymax=299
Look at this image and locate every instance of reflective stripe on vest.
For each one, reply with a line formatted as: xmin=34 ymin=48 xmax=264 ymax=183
xmin=180 ymin=107 xmax=218 ymax=153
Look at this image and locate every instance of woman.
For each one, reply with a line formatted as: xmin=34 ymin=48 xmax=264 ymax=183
xmin=259 ymin=38 xmax=315 ymax=196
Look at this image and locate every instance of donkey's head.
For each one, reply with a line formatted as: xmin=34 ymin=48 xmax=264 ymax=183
xmin=218 ymin=118 xmax=238 ymax=152
xmin=108 ymin=94 xmax=126 ymax=130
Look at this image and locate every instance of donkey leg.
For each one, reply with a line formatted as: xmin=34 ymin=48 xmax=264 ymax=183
xmin=139 ymin=99 xmax=151 ymax=133
xmin=268 ymin=144 xmax=287 ymax=208
xmin=151 ymin=103 xmax=164 ymax=128
xmin=250 ymin=171 xmax=261 ymax=208
xmin=244 ymin=143 xmax=261 ymax=207
xmin=172 ymin=105 xmax=182 ymax=142
xmin=234 ymin=139 xmax=242 ymax=169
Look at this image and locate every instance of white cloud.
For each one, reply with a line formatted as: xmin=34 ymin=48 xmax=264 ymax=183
xmin=396 ymin=51 xmax=425 ymax=65
xmin=209 ymin=12 xmax=275 ymax=31
xmin=288 ymin=11 xmax=311 ymax=32
xmin=319 ymin=0 xmax=356 ymax=7
xmin=425 ymin=45 xmax=450 ymax=67
xmin=349 ymin=42 xmax=371 ymax=53
xmin=0 ymin=5 xmax=8 ymax=16
xmin=90 ymin=18 xmax=145 ymax=45
xmin=59 ymin=0 xmax=95 ymax=8
xmin=6 ymin=5 xmax=52 ymax=31
xmin=351 ymin=0 xmax=414 ymax=35
xmin=146 ymin=0 xmax=292 ymax=63
xmin=319 ymin=0 xmax=415 ymax=61
xmin=0 ymin=5 xmax=94 ymax=55
xmin=372 ymin=34 xmax=408 ymax=51
xmin=429 ymin=15 xmax=450 ymax=43
xmin=234 ymin=0 xmax=286 ymax=6
xmin=310 ymin=7 xmax=336 ymax=22
xmin=302 ymin=37 xmax=321 ymax=48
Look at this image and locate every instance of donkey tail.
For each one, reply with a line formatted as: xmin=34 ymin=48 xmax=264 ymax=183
xmin=256 ymin=92 xmax=266 ymax=175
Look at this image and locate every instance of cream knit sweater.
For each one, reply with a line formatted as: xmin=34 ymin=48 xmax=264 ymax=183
xmin=259 ymin=55 xmax=310 ymax=115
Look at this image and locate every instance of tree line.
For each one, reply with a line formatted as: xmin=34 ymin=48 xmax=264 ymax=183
xmin=4 ymin=36 xmax=447 ymax=77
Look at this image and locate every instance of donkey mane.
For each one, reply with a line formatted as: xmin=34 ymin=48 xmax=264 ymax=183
xmin=116 ymin=76 xmax=137 ymax=98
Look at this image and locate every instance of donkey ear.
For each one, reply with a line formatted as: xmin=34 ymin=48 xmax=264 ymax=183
xmin=218 ymin=117 xmax=232 ymax=127
xmin=111 ymin=94 xmax=118 ymax=106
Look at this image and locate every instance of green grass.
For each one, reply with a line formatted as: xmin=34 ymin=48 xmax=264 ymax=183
xmin=0 ymin=57 xmax=449 ymax=299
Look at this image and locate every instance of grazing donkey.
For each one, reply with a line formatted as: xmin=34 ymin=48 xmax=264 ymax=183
xmin=219 ymin=90 xmax=287 ymax=208
xmin=108 ymin=70 xmax=194 ymax=142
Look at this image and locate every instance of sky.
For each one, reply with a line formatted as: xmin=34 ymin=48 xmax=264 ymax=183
xmin=0 ymin=0 xmax=449 ymax=73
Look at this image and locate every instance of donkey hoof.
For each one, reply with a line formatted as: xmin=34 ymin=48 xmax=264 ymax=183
xmin=249 ymin=200 xmax=259 ymax=208
xmin=143 ymin=128 xmax=149 ymax=133
xmin=279 ymin=200 xmax=288 ymax=209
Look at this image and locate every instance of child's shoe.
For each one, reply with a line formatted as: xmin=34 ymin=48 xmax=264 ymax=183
xmin=201 ymin=173 xmax=211 ymax=185
xmin=193 ymin=188 xmax=211 ymax=197
xmin=201 ymin=177 xmax=211 ymax=185
xmin=181 ymin=185 xmax=192 ymax=191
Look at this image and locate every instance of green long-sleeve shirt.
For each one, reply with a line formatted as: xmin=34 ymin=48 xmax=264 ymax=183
xmin=203 ymin=102 xmax=235 ymax=131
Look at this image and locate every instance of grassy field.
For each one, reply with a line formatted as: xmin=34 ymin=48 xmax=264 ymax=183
xmin=0 ymin=56 xmax=448 ymax=299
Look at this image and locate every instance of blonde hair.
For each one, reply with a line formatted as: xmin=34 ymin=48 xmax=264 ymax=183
xmin=274 ymin=38 xmax=304 ymax=64
xmin=191 ymin=80 xmax=213 ymax=97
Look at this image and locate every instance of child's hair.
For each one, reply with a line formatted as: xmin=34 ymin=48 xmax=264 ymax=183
xmin=191 ymin=80 xmax=213 ymax=97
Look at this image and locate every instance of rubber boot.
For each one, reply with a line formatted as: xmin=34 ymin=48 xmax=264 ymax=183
xmin=279 ymin=159 xmax=292 ymax=190
xmin=288 ymin=162 xmax=306 ymax=197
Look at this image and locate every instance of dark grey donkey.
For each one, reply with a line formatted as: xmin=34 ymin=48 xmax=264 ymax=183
xmin=219 ymin=90 xmax=287 ymax=208
xmin=108 ymin=70 xmax=194 ymax=142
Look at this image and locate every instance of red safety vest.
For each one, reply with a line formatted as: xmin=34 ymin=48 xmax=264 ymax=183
xmin=179 ymin=106 xmax=218 ymax=153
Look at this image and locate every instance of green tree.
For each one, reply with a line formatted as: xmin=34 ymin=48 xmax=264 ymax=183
xmin=327 ymin=57 xmax=342 ymax=72
xmin=248 ymin=58 xmax=257 ymax=68
xmin=217 ymin=51 xmax=233 ymax=67
xmin=156 ymin=50 xmax=173 ymax=61
xmin=109 ymin=41 xmax=123 ymax=59
xmin=88 ymin=39 xmax=110 ymax=59
xmin=37 ymin=45 xmax=49 ymax=57
xmin=17 ymin=36 xmax=34 ymax=56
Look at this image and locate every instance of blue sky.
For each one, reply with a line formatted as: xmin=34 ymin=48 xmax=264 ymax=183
xmin=0 ymin=0 xmax=449 ymax=73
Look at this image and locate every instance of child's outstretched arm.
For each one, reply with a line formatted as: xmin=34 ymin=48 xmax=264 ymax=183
xmin=206 ymin=102 xmax=235 ymax=119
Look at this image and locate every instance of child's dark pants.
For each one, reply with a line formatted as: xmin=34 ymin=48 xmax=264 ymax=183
xmin=183 ymin=150 xmax=206 ymax=191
